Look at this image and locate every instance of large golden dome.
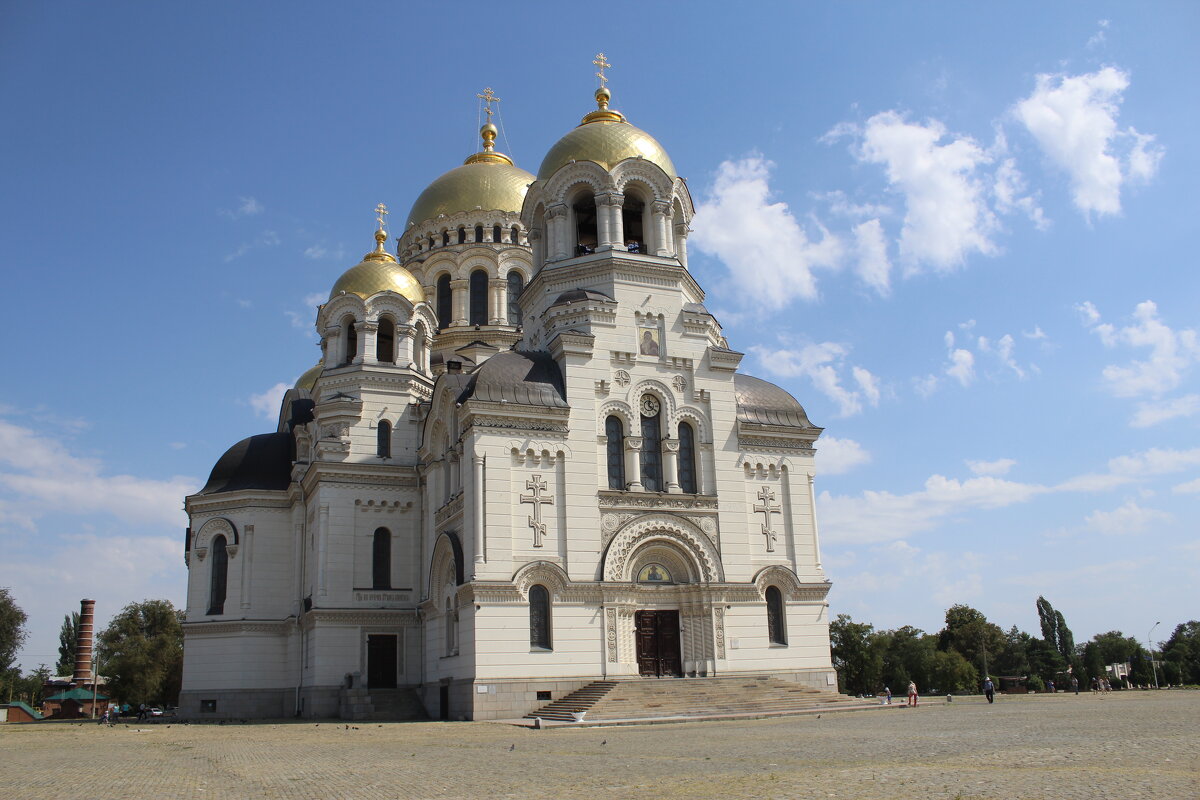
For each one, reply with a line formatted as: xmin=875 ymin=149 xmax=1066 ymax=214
xmin=406 ymin=122 xmax=533 ymax=229
xmin=295 ymin=362 xmax=323 ymax=391
xmin=329 ymin=230 xmax=426 ymax=303
xmin=537 ymin=88 xmax=676 ymax=181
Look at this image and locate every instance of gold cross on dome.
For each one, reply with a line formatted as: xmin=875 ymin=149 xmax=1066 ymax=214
xmin=374 ymin=202 xmax=388 ymax=231
xmin=593 ymin=52 xmax=611 ymax=86
xmin=477 ymin=87 xmax=500 ymax=119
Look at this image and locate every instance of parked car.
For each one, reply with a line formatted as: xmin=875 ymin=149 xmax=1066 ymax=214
xmin=149 ymin=707 xmax=164 ymax=717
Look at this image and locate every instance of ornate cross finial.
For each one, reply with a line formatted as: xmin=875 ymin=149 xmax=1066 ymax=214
xmin=593 ymin=52 xmax=611 ymax=86
xmin=374 ymin=202 xmax=388 ymax=232
xmin=477 ymin=86 xmax=500 ymax=120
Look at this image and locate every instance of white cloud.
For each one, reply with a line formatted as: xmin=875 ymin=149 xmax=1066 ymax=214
xmin=1084 ymin=500 xmax=1172 ymax=536
xmin=1023 ymin=326 xmax=1048 ymax=341
xmin=249 ymin=382 xmax=289 ymax=419
xmin=818 ymin=190 xmax=892 ymax=220
xmin=853 ymin=111 xmax=997 ymax=273
xmin=966 ymin=458 xmax=1016 ymax=477
xmin=750 ymin=342 xmax=880 ymax=417
xmin=817 ymin=436 xmax=871 ymax=475
xmin=1015 ymin=67 xmax=1163 ymax=218
xmin=993 ymin=157 xmax=1049 ymax=230
xmin=691 ymin=156 xmax=842 ymax=308
xmin=851 ymin=219 xmax=891 ymax=295
xmin=1172 ymin=478 xmax=1200 ymax=494
xmin=0 ymin=417 xmax=194 ymax=529
xmin=1108 ymin=447 xmax=1200 ymax=477
xmin=219 ymin=196 xmax=263 ymax=219
xmin=913 ymin=374 xmax=939 ymax=398
xmin=1132 ymin=395 xmax=1200 ymax=428
xmin=224 ymin=229 xmax=281 ymax=262
xmin=1081 ymin=300 xmax=1200 ymax=402
xmin=946 ymin=346 xmax=976 ymax=387
xmin=304 ymin=244 xmax=328 ymax=259
xmin=978 ymin=333 xmax=1025 ymax=379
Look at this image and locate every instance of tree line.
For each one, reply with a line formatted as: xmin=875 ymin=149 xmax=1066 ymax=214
xmin=0 ymin=589 xmax=183 ymax=708
xmin=831 ymin=596 xmax=1200 ymax=695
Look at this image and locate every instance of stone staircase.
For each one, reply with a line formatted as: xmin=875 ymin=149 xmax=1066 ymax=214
xmin=340 ymin=687 xmax=428 ymax=721
xmin=525 ymin=675 xmax=865 ymax=722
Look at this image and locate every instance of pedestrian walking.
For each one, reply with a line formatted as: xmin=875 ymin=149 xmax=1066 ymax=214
xmin=1090 ymin=676 xmax=1099 ymax=694
xmin=885 ymin=686 xmax=892 ymax=705
xmin=983 ymin=676 xmax=995 ymax=704
xmin=1071 ymin=676 xmax=1079 ymax=695
xmin=907 ymin=680 xmax=919 ymax=707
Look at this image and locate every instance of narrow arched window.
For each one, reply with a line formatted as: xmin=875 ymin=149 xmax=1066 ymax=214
xmin=372 ymin=528 xmax=391 ymax=589
xmin=766 ymin=586 xmax=787 ymax=645
xmin=678 ymin=421 xmax=697 ymax=494
xmin=428 ymin=236 xmax=434 ymax=250
xmin=343 ymin=318 xmax=358 ymax=365
xmin=573 ymin=192 xmax=598 ymax=255
xmin=457 ymin=227 xmax=466 ymax=244
xmin=511 ymin=226 xmax=520 ymax=245
xmin=640 ymin=398 xmax=662 ymax=492
xmin=507 ymin=272 xmax=524 ymax=325
xmin=622 ymin=194 xmax=646 ymax=252
xmin=442 ymin=230 xmax=450 ymax=246
xmin=377 ymin=318 xmax=395 ymax=363
xmin=493 ymin=224 xmax=502 ymax=244
xmin=377 ymin=420 xmax=392 ymax=458
xmin=474 ymin=224 xmax=484 ymax=243
xmin=605 ymin=415 xmax=625 ymax=489
xmin=469 ymin=270 xmax=488 ymax=326
xmin=208 ymin=535 xmax=228 ymax=615
xmin=436 ymin=274 xmax=452 ymax=330
xmin=529 ymin=584 xmax=552 ymax=650
xmin=413 ymin=321 xmax=427 ymax=372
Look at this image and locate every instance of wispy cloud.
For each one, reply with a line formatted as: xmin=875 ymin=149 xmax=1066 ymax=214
xmin=1084 ymin=499 xmax=1172 ymax=535
xmin=750 ymin=342 xmax=881 ymax=417
xmin=818 ymin=436 xmax=871 ymax=475
xmin=966 ymin=458 xmax=1016 ymax=477
xmin=249 ymin=382 xmax=289 ymax=419
xmin=224 ymin=230 xmax=281 ymax=262
xmin=219 ymin=196 xmax=264 ymax=219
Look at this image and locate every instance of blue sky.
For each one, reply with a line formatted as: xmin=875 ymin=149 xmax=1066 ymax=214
xmin=2 ymin=2 xmax=1197 ymax=671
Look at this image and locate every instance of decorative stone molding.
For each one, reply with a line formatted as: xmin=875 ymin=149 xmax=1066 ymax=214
xmin=606 ymin=607 xmax=619 ymax=662
xmin=597 ymin=491 xmax=718 ymax=511
xmin=434 ymin=493 xmax=464 ymax=526
xmin=602 ymin=513 xmax=724 ymax=583
xmin=182 ymin=619 xmax=293 ymax=636
xmin=672 ymin=374 xmax=687 ymax=392
xmin=193 ymin=517 xmax=238 ymax=553
xmin=613 ymin=369 xmax=630 ymax=387
xmin=713 ymin=607 xmax=726 ymax=659
xmin=511 ymin=560 xmax=571 ymax=599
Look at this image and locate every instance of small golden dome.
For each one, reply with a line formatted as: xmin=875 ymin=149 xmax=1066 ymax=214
xmin=295 ymin=362 xmax=323 ymax=391
xmin=406 ymin=121 xmax=535 ymax=229
xmin=537 ymin=88 xmax=676 ymax=180
xmin=329 ymin=229 xmax=426 ymax=303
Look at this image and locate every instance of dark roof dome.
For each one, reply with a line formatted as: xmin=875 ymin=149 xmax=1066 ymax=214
xmin=456 ymin=350 xmax=567 ymax=408
xmin=199 ymin=432 xmax=294 ymax=495
xmin=734 ymin=374 xmax=815 ymax=428
xmin=552 ymin=288 xmax=612 ymax=305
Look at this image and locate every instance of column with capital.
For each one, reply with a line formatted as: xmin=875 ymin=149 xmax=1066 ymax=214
xmin=353 ymin=321 xmax=370 ymax=364
xmin=529 ymin=228 xmax=544 ymax=269
xmin=652 ymin=201 xmax=672 ymax=256
xmin=359 ymin=321 xmax=378 ymax=364
xmin=472 ymin=454 xmax=486 ymax=564
xmin=596 ymin=191 xmax=624 ymax=250
xmin=662 ymin=438 xmax=680 ymax=492
xmin=674 ymin=221 xmax=690 ymax=268
xmin=489 ymin=279 xmax=506 ymax=324
xmin=450 ymin=278 xmax=469 ymax=326
xmin=546 ymin=203 xmax=570 ymax=261
xmin=624 ymin=436 xmax=644 ymax=491
xmin=807 ymin=473 xmax=823 ymax=570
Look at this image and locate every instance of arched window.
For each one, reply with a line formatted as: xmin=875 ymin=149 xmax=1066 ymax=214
xmin=207 ymin=535 xmax=228 ymax=615
xmin=457 ymin=227 xmax=466 ymax=244
xmin=572 ymin=192 xmax=597 ymax=255
xmin=529 ymin=584 xmax=552 ymax=650
xmin=376 ymin=317 xmax=395 ymax=363
xmin=511 ymin=226 xmax=520 ymax=246
xmin=678 ymin=421 xmax=697 ymax=494
xmin=372 ymin=528 xmax=391 ymax=589
xmin=605 ymin=415 xmax=625 ymax=489
xmin=436 ymin=274 xmax=452 ymax=330
xmin=428 ymin=236 xmax=434 ymax=250
xmin=377 ymin=420 xmax=391 ymax=458
xmin=622 ymin=193 xmax=646 ymax=252
xmin=445 ymin=601 xmax=458 ymax=656
xmin=442 ymin=230 xmax=450 ymax=247
xmin=413 ymin=321 xmax=427 ymax=372
xmin=474 ymin=224 xmax=484 ymax=243
xmin=766 ymin=586 xmax=787 ymax=645
xmin=639 ymin=397 xmax=663 ymax=492
xmin=506 ymin=271 xmax=524 ymax=325
xmin=469 ymin=269 xmax=488 ymax=326
xmin=343 ymin=318 xmax=358 ymax=365
xmin=493 ymin=224 xmax=502 ymax=244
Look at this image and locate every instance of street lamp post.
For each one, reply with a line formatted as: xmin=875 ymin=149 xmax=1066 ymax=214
xmin=1147 ymin=621 xmax=1161 ymax=689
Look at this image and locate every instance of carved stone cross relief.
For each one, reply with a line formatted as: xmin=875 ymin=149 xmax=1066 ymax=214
xmin=753 ymin=486 xmax=781 ymax=552
xmin=520 ymin=474 xmax=554 ymax=547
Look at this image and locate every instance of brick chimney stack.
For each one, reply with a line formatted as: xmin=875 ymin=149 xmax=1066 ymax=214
xmin=72 ymin=599 xmax=96 ymax=683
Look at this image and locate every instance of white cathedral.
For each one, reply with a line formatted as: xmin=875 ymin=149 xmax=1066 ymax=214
xmin=180 ymin=72 xmax=837 ymax=721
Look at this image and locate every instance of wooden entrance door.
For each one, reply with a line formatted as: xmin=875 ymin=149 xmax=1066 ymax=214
xmin=635 ymin=610 xmax=683 ymax=677
xmin=366 ymin=635 xmax=398 ymax=688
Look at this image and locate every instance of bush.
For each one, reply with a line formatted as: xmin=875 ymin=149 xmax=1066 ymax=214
xmin=1027 ymin=675 xmax=1045 ymax=692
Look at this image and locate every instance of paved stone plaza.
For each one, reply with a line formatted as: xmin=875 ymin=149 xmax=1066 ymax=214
xmin=2 ymin=692 xmax=1195 ymax=799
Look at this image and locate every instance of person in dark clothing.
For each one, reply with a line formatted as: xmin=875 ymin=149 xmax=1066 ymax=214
xmin=983 ymin=677 xmax=995 ymax=703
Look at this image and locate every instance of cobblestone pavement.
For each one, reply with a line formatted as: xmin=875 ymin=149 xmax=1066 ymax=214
xmin=2 ymin=692 xmax=1195 ymax=799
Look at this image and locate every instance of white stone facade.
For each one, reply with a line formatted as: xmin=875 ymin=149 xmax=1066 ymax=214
xmin=180 ymin=90 xmax=835 ymax=721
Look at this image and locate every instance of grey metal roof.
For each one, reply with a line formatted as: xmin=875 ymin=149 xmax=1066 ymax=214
xmin=734 ymin=373 xmax=815 ymax=428
xmin=682 ymin=301 xmax=710 ymax=314
xmin=456 ymin=350 xmax=568 ymax=408
xmin=551 ymin=288 xmax=612 ymax=305
xmin=199 ymin=432 xmax=294 ymax=495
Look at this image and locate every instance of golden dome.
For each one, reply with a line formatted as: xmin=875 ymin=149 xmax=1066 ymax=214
xmin=329 ymin=230 xmax=426 ymax=303
xmin=537 ymin=87 xmax=676 ymax=180
xmin=405 ymin=122 xmax=534 ymax=229
xmin=295 ymin=362 xmax=323 ymax=391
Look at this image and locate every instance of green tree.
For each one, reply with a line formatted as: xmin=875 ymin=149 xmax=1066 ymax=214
xmin=95 ymin=599 xmax=184 ymax=706
xmin=1083 ymin=631 xmax=1151 ymax=687
xmin=0 ymin=588 xmax=28 ymax=676
xmin=829 ymin=614 xmax=881 ymax=695
xmin=875 ymin=626 xmax=935 ymax=693
xmin=1160 ymin=621 xmax=1200 ymax=684
xmin=938 ymin=604 xmax=1006 ymax=677
xmin=929 ymin=648 xmax=979 ymax=692
xmin=55 ymin=611 xmax=80 ymax=676
xmin=996 ymin=625 xmax=1032 ymax=677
